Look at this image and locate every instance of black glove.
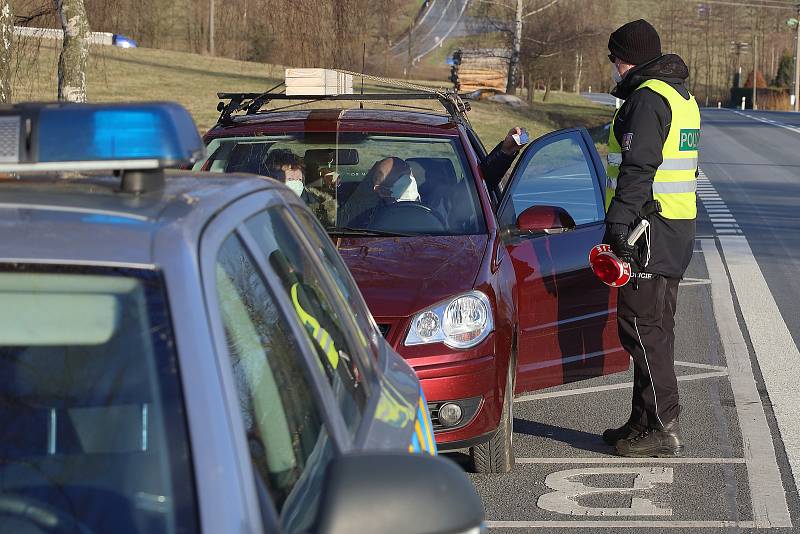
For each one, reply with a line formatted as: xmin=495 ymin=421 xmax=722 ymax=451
xmin=604 ymin=223 xmax=637 ymax=266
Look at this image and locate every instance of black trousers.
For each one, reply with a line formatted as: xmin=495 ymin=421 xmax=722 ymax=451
xmin=617 ymin=275 xmax=681 ymax=428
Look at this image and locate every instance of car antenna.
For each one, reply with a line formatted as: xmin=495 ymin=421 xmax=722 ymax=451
xmin=360 ymin=42 xmax=365 ymax=109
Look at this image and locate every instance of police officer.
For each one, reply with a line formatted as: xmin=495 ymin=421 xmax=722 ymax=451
xmin=601 ymin=20 xmax=700 ymax=457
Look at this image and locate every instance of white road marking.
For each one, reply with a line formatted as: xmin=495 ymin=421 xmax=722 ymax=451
xmin=485 ymin=520 xmax=757 ymax=528
xmin=537 ymin=467 xmax=674 ymax=517
xmin=679 ymin=277 xmax=712 ymax=286
xmin=674 ymin=360 xmax=727 ymax=371
xmin=718 ymin=235 xmax=800 ymax=497
xmin=733 ymin=109 xmax=800 ymax=135
xmin=514 ymin=370 xmax=728 ymax=402
xmin=515 ymin=457 xmax=744 ymax=464
xmin=702 ymin=238 xmax=792 ymax=528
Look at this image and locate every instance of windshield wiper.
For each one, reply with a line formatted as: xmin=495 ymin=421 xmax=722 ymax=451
xmin=326 ymin=226 xmax=417 ymax=237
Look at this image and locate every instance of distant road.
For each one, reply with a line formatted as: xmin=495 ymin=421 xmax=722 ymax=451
xmin=390 ymin=0 xmax=470 ymax=64
xmin=581 ymin=92 xmax=618 ymax=107
xmin=699 ymin=108 xmax=800 ymax=347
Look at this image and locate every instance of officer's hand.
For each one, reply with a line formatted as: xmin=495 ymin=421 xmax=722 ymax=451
xmin=605 ymin=224 xmax=637 ymax=266
xmin=501 ymin=127 xmax=524 ymax=156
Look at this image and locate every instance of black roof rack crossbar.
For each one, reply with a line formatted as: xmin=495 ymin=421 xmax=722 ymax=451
xmin=215 ymin=91 xmax=472 ymax=127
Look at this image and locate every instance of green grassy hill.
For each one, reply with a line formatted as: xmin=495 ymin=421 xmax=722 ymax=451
xmin=13 ymin=43 xmax=612 ymax=148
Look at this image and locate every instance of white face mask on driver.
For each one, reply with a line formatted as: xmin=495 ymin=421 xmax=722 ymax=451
xmin=611 ymin=64 xmax=623 ymax=85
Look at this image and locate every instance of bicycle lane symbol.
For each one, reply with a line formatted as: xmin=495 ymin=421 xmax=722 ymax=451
xmin=537 ymin=467 xmax=674 ymax=516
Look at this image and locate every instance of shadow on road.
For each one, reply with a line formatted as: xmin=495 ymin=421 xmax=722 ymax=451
xmin=513 ymin=418 xmax=611 ymax=455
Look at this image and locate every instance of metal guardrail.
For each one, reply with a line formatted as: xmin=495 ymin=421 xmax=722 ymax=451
xmin=13 ymin=27 xmax=136 ymax=48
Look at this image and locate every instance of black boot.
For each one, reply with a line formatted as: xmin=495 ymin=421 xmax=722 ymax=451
xmin=616 ymin=419 xmax=685 ymax=458
xmin=602 ymin=420 xmax=646 ymax=446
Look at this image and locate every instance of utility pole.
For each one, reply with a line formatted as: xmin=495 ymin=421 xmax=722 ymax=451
xmin=406 ymin=23 xmax=413 ymax=79
xmin=753 ymin=33 xmax=758 ymax=110
xmin=794 ymin=3 xmax=800 ymax=111
xmin=208 ymin=0 xmax=215 ymax=56
xmin=731 ymin=41 xmax=749 ymax=88
xmin=506 ymin=0 xmax=522 ymax=95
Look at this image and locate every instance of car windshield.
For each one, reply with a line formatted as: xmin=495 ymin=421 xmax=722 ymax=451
xmin=196 ymin=132 xmax=486 ymax=236
xmin=0 ymin=267 xmax=196 ymax=534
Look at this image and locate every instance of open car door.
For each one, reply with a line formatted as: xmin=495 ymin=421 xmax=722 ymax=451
xmin=497 ymin=127 xmax=629 ymax=394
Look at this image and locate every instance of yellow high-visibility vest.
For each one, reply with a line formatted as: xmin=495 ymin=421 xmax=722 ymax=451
xmin=606 ymin=78 xmax=700 ymax=219
xmin=291 ymin=283 xmax=340 ymax=370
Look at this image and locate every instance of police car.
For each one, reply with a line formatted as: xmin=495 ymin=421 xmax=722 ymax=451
xmin=0 ymin=102 xmax=483 ymax=533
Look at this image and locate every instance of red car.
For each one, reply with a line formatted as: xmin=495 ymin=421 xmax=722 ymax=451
xmin=198 ymin=92 xmax=628 ymax=473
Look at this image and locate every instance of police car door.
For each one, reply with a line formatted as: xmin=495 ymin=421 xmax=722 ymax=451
xmin=497 ymin=128 xmax=628 ymax=393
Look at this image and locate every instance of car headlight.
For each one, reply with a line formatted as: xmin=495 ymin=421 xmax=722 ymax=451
xmin=405 ymin=291 xmax=493 ymax=349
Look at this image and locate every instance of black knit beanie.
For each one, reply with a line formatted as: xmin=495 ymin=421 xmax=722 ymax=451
xmin=608 ymin=19 xmax=661 ymax=65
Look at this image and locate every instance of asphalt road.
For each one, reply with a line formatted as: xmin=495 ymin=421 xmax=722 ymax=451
xmin=453 ymin=107 xmax=800 ymax=532
xmin=390 ymin=0 xmax=470 ymax=64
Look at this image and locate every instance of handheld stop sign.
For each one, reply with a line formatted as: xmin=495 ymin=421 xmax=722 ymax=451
xmin=589 ymin=219 xmax=650 ymax=288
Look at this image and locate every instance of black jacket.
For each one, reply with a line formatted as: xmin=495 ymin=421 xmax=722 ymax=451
xmin=480 ymin=142 xmax=516 ymax=193
xmin=606 ymin=54 xmax=696 ymax=278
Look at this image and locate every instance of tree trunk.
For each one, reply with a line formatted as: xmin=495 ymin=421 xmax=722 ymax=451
xmin=574 ymin=52 xmax=582 ymax=94
xmin=55 ymin=0 xmax=90 ymax=103
xmin=527 ymin=69 xmax=534 ymax=105
xmin=506 ymin=0 xmax=522 ymax=95
xmin=543 ymin=78 xmax=551 ymax=102
xmin=0 ymin=0 xmax=11 ymax=103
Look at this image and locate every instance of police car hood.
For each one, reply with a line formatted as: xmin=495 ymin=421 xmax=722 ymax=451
xmin=336 ymin=235 xmax=488 ymax=318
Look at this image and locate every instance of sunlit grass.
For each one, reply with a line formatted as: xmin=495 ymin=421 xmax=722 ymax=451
xmin=12 ymin=41 xmax=612 ymax=143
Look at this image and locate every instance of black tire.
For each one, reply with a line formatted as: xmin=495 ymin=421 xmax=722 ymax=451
xmin=470 ymin=360 xmax=515 ymax=474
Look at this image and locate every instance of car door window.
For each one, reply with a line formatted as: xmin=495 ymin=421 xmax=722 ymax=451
xmin=291 ymin=210 xmax=381 ymax=362
xmin=215 ymin=234 xmax=332 ymax=530
xmin=500 ymin=132 xmax=604 ymax=227
xmin=244 ymin=208 xmax=367 ymax=436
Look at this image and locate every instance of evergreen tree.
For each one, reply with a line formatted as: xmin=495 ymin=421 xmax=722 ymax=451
xmin=774 ymin=50 xmax=793 ymax=88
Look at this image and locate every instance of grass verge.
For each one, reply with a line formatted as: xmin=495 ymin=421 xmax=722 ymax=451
xmin=12 ymin=42 xmax=612 ymax=145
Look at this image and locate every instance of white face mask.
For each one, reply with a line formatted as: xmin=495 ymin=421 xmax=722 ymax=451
xmin=391 ymin=172 xmax=420 ymax=202
xmin=285 ymin=179 xmax=304 ymax=196
xmin=611 ymin=64 xmax=623 ymax=85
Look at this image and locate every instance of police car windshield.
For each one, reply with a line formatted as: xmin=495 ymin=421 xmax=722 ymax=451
xmin=0 ymin=266 xmax=197 ymax=534
xmin=196 ymin=133 xmax=486 ymax=236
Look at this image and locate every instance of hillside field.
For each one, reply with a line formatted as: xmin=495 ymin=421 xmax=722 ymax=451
xmin=13 ymin=43 xmax=612 ymax=148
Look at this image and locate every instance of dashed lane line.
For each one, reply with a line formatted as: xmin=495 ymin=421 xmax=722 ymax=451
xmin=702 ymin=238 xmax=792 ymax=528
xmin=698 ymin=168 xmax=742 ymax=236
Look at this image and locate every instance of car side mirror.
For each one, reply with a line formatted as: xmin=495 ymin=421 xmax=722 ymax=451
xmin=516 ymin=205 xmax=576 ymax=235
xmin=316 ymin=453 xmax=484 ymax=534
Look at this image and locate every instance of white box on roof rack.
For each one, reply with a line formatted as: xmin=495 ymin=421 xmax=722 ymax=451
xmin=285 ymin=68 xmax=353 ymax=96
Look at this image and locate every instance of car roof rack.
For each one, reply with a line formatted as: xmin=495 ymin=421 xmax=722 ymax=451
xmin=215 ymin=89 xmax=473 ymax=128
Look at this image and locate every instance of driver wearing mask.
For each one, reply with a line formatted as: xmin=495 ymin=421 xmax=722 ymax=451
xmin=346 ymin=157 xmax=421 ymax=228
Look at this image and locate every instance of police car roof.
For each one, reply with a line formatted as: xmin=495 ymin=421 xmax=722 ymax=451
xmin=0 ymin=172 xmax=279 ymax=266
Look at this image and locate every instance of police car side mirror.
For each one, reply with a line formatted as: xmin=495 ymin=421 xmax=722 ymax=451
xmin=315 ymin=453 xmax=484 ymax=534
xmin=516 ymin=205 xmax=576 ymax=235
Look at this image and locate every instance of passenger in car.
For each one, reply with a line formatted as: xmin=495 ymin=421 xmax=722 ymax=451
xmin=341 ymin=157 xmax=421 ymax=228
xmin=263 ymin=149 xmax=336 ymax=225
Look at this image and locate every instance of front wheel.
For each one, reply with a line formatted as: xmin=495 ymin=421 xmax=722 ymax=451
xmin=470 ymin=361 xmax=515 ymax=474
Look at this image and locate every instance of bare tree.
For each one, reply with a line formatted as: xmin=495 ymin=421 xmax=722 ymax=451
xmin=0 ymin=0 xmax=12 ymax=103
xmin=54 ymin=0 xmax=89 ymax=102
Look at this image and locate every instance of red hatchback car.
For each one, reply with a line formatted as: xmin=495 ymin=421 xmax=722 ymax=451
xmin=198 ymin=92 xmax=629 ymax=473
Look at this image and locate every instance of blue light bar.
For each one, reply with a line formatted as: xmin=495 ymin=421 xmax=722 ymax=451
xmin=112 ymin=34 xmax=138 ymax=48
xmin=0 ymin=102 xmax=204 ymax=172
